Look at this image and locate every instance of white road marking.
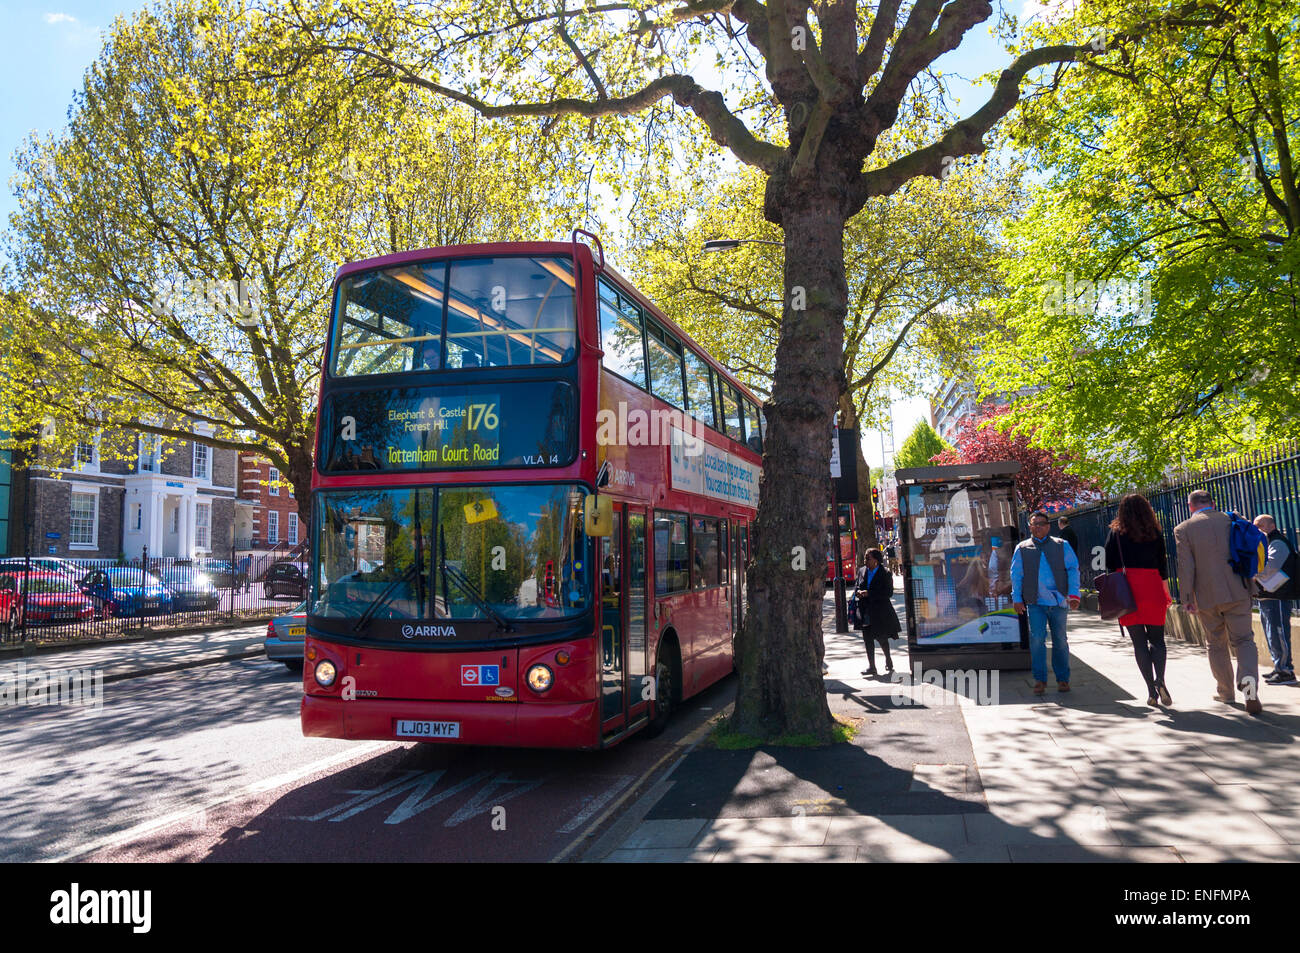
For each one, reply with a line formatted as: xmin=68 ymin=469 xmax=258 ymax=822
xmin=558 ymin=775 xmax=634 ymax=833
xmin=49 ymin=741 xmax=396 ymax=862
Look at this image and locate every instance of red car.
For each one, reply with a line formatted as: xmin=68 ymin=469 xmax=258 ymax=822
xmin=0 ymin=574 xmax=20 ymax=634
xmin=3 ymin=572 xmax=97 ymax=626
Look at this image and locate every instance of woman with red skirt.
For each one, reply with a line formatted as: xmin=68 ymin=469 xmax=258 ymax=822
xmin=1104 ymin=493 xmax=1174 ymax=706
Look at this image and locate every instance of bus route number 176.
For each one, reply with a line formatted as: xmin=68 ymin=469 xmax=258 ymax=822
xmin=466 ymin=403 xmax=498 ymax=431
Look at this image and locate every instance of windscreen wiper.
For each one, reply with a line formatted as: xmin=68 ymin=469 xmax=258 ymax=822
xmin=351 ymin=564 xmax=418 ymax=633
xmin=441 ymin=561 xmax=514 ymax=633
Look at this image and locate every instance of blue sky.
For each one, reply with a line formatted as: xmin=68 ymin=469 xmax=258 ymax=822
xmin=1 ymin=1 xmax=1038 ymax=463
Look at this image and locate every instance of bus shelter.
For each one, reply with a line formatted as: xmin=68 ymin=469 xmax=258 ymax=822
xmin=895 ymin=462 xmax=1029 ymax=672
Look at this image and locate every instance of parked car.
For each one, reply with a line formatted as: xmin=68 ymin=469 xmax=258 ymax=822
xmin=194 ymin=558 xmax=248 ymax=590
xmin=0 ymin=557 xmax=84 ymax=584
xmin=265 ymin=602 xmax=307 ymax=671
xmin=263 ymin=562 xmax=308 ymax=600
xmin=79 ymin=567 xmax=174 ymax=618
xmin=0 ymin=574 xmax=24 ymax=633
xmin=5 ymin=572 xmax=96 ymax=625
xmin=156 ymin=567 xmax=221 ymax=612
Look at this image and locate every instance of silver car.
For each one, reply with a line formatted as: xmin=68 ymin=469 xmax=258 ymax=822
xmin=265 ymin=602 xmax=307 ymax=671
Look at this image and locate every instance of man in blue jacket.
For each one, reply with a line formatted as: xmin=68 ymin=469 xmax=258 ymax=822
xmin=1012 ymin=510 xmax=1081 ymax=694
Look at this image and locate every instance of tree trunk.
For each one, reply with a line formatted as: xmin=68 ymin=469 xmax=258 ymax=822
xmin=283 ymin=439 xmax=315 ymax=532
xmin=837 ymin=396 xmax=878 ymax=552
xmin=732 ymin=197 xmax=846 ymax=743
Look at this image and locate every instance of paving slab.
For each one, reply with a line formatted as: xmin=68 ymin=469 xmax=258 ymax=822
xmin=965 ymin=808 xmax=1123 ymax=846
xmin=712 ymin=845 xmax=861 ymax=862
xmin=1107 ymin=810 xmax=1288 ymax=847
xmin=821 ymin=814 xmax=968 ymax=848
xmin=693 ymin=816 xmax=833 ymax=850
xmin=601 ymin=848 xmax=699 ymax=863
xmin=856 ymin=844 xmax=1012 ymax=863
xmin=1007 ymin=845 xmax=1183 ymax=863
xmin=1174 ymin=844 xmax=1300 ymax=862
xmin=617 ymin=818 xmax=707 ymax=850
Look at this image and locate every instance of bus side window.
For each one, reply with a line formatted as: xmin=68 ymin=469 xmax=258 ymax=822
xmin=743 ymin=399 xmax=763 ymax=453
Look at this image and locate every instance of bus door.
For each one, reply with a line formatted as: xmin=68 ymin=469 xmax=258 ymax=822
xmin=626 ymin=508 xmax=649 ymax=723
xmin=601 ymin=506 xmax=626 ymax=735
xmin=731 ymin=522 xmax=743 ymax=636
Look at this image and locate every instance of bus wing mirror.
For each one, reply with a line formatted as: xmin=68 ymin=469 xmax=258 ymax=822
xmin=584 ymin=494 xmax=613 ymax=537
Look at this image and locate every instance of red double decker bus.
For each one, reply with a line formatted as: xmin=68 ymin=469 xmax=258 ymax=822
xmin=826 ymin=502 xmax=857 ymax=582
xmin=301 ymin=235 xmax=763 ymax=749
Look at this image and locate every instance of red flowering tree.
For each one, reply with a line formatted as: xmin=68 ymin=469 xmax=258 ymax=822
xmin=932 ymin=406 xmax=1097 ymax=511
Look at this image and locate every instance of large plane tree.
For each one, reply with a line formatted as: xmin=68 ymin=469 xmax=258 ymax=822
xmin=247 ymin=0 xmax=1233 ymax=741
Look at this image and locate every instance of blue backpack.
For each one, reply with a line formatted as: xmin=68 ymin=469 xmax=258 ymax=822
xmin=1226 ymin=512 xmax=1267 ymax=582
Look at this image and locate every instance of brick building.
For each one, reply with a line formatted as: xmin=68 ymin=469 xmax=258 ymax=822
xmin=12 ymin=425 xmax=237 ymax=560
xmin=235 ymin=454 xmax=307 ymax=551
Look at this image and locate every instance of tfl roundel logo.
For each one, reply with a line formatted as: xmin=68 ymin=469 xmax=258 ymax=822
xmin=461 ymin=665 xmax=499 ymax=686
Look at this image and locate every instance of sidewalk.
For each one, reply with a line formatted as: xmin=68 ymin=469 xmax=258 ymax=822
xmin=0 ymin=623 xmax=268 ymax=683
xmin=595 ymin=588 xmax=1300 ymax=862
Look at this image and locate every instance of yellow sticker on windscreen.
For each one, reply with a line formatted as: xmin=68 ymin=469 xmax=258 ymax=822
xmin=463 ymin=499 xmax=499 ymax=524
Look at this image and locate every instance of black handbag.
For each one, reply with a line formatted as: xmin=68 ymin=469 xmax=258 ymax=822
xmin=1096 ymin=536 xmax=1137 ymax=621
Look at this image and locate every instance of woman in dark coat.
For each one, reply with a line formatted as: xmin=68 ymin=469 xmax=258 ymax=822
xmin=1104 ymin=493 xmax=1174 ymax=707
xmin=854 ymin=548 xmax=901 ymax=676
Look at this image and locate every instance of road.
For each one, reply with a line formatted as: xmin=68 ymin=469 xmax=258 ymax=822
xmin=0 ymin=654 xmax=731 ymax=862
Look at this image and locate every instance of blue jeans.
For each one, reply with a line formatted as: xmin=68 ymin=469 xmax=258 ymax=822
xmin=1259 ymin=599 xmax=1293 ymax=673
xmin=1026 ymin=604 xmax=1071 ymax=684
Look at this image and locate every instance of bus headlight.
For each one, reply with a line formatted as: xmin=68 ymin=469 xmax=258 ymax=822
xmin=526 ymin=664 xmax=553 ymax=693
xmin=314 ymin=660 xmax=338 ymax=687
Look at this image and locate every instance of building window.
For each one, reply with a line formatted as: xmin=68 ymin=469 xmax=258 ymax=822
xmin=194 ymin=443 xmax=210 ymax=481
xmin=138 ymin=435 xmax=161 ymax=473
xmin=268 ymin=510 xmax=279 ymax=544
xmin=268 ymin=467 xmax=280 ymax=496
xmin=195 ymin=503 xmax=211 ymax=550
xmin=288 ymin=512 xmax=299 ymax=546
xmin=70 ymin=491 xmax=97 ymax=547
xmin=75 ymin=439 xmax=97 ymax=469
xmin=172 ymin=506 xmax=180 ymax=534
xmin=131 ymin=503 xmax=142 ymax=532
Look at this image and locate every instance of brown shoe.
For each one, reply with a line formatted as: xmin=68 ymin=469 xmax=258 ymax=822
xmin=1214 ymin=691 xmax=1234 ymax=703
xmin=1033 ymin=681 xmax=1046 ymax=695
xmin=1057 ymin=681 xmax=1070 ymax=692
xmin=1246 ymin=698 xmax=1263 ymax=716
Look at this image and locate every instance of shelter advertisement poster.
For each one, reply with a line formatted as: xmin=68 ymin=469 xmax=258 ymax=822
xmin=901 ymin=481 xmax=1022 ymax=646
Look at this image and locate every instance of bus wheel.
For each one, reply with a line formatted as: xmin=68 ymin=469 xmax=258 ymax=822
xmin=643 ymin=647 xmax=679 ymax=738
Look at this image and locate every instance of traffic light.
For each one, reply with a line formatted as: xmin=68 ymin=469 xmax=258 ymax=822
xmin=872 ymin=486 xmax=880 ymax=507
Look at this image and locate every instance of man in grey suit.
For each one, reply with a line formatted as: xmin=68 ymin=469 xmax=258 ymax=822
xmin=1174 ymin=490 xmax=1263 ymax=714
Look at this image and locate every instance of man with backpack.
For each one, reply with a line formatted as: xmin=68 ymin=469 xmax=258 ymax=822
xmin=1174 ymin=490 xmax=1263 ymax=714
xmin=1253 ymin=514 xmax=1296 ymax=685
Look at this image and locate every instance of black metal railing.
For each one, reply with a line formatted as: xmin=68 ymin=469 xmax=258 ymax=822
xmin=0 ymin=550 xmax=309 ymax=646
xmin=1046 ymin=441 xmax=1300 ymax=601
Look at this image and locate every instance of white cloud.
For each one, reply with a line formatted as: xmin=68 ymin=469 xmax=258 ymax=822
xmin=44 ymin=12 xmax=78 ymax=25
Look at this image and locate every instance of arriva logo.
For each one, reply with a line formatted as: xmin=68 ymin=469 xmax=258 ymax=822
xmin=401 ymin=624 xmax=458 ymax=638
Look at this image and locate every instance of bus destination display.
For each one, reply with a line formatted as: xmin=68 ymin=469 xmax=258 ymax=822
xmin=322 ymin=380 xmax=576 ymax=472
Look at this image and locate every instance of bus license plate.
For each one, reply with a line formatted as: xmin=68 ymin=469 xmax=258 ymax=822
xmin=396 ymin=720 xmax=460 ymax=739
